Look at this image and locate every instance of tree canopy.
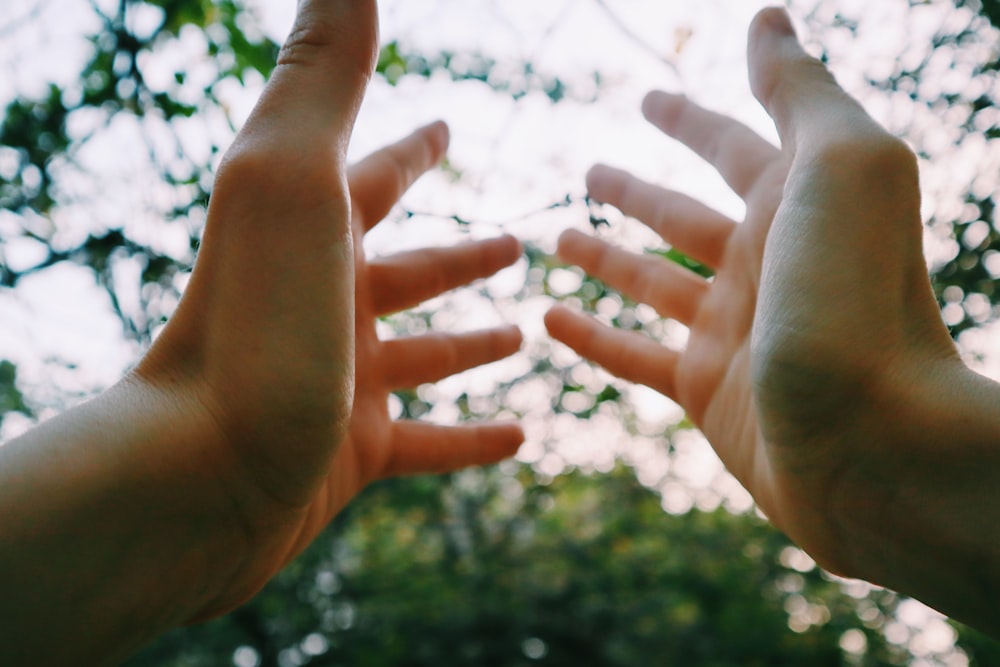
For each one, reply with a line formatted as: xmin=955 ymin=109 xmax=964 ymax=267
xmin=3 ymin=0 xmax=1000 ymax=665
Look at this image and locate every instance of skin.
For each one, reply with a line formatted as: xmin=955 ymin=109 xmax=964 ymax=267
xmin=0 ymin=1 xmax=522 ymax=663
xmin=547 ymin=7 xmax=1000 ymax=634
xmin=3 ymin=3 xmax=997 ymax=660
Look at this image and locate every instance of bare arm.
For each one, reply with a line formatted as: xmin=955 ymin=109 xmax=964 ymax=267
xmin=0 ymin=2 xmax=523 ymax=663
xmin=547 ymin=7 xmax=1000 ymax=634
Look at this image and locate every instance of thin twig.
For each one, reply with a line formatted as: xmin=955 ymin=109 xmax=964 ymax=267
xmin=399 ymin=193 xmax=597 ymax=230
xmin=591 ymin=0 xmax=683 ymax=82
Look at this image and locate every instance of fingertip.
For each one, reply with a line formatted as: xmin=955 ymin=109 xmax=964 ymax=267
xmin=748 ymin=6 xmax=802 ymax=74
xmin=496 ymin=233 xmax=524 ymax=262
xmin=554 ymin=229 xmax=575 ymax=258
xmin=747 ymin=7 xmax=857 ymax=151
xmin=426 ymin=119 xmax=450 ymax=145
xmin=747 ymin=6 xmax=810 ymax=109
xmin=586 ymin=163 xmax=628 ymax=204
xmin=585 ymin=163 xmax=612 ymax=191
xmin=556 ymin=227 xmax=590 ymax=256
xmin=418 ymin=120 xmax=450 ymax=162
xmin=499 ymin=421 xmax=526 ymax=447
xmin=641 ymin=90 xmax=683 ymax=124
xmin=499 ymin=324 xmax=524 ymax=351
xmin=478 ymin=234 xmax=522 ymax=276
xmin=479 ymin=421 xmax=526 ymax=463
xmin=543 ymin=303 xmax=574 ymax=334
xmin=751 ymin=6 xmax=796 ymax=38
xmin=259 ymin=0 xmax=377 ymax=144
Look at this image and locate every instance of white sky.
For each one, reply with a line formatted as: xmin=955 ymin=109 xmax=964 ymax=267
xmin=0 ymin=2 xmax=994 ymax=656
xmin=1 ymin=0 xmax=999 ymax=478
xmin=0 ymin=0 xmax=779 ymax=415
xmin=3 ymin=0 xmax=999 ymax=454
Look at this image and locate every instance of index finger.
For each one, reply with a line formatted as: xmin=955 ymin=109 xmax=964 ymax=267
xmin=349 ymin=121 xmax=450 ymax=231
xmin=642 ymin=91 xmax=779 ymax=200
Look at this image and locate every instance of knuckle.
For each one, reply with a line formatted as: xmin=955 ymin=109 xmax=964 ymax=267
xmin=815 ymin=132 xmax=917 ymax=182
xmin=385 ymin=147 xmax=416 ymax=191
xmin=214 ymin=147 xmax=274 ymax=194
xmin=754 ymin=54 xmax=829 ymax=121
xmin=217 ymin=138 xmax=344 ymax=201
xmin=277 ymin=16 xmax=377 ymax=80
xmin=629 ymin=262 xmax=653 ymax=300
xmin=278 ymin=22 xmax=339 ymax=67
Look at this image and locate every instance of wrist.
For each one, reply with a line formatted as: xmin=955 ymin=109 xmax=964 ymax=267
xmin=0 ymin=378 xmax=246 ymax=663
xmin=830 ymin=354 xmax=1000 ymax=632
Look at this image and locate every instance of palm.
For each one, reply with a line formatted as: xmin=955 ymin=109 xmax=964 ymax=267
xmin=183 ymin=124 xmax=523 ymax=620
xmin=287 ymin=123 xmax=524 ymax=557
xmin=679 ymin=153 xmax=792 ymax=503
xmin=546 ymin=82 xmax=943 ymax=571
xmin=677 ymin=171 xmax=785 ymax=514
xmin=545 ymin=93 xmax=791 ymax=519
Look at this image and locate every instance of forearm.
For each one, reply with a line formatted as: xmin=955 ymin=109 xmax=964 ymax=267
xmin=858 ymin=361 xmax=1000 ymax=635
xmin=828 ymin=357 xmax=1000 ymax=634
xmin=0 ymin=378 xmax=240 ymax=665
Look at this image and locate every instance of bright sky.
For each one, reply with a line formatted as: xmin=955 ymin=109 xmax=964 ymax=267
xmin=2 ymin=0 xmax=998 ymax=445
xmin=0 ymin=1 xmax=994 ymax=658
xmin=3 ymin=0 xmax=1000 ymax=457
xmin=0 ymin=0 xmax=778 ymax=423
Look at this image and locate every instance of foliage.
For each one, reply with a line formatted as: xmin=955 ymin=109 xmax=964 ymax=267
xmin=3 ymin=0 xmax=1000 ymax=665
xmin=800 ymin=0 xmax=1000 ymax=337
xmin=376 ymin=41 xmax=595 ymax=105
xmin=961 ymin=0 xmax=1000 ymax=30
xmin=0 ymin=360 xmax=30 ymax=418
xmin=127 ymin=467 xmax=910 ymax=667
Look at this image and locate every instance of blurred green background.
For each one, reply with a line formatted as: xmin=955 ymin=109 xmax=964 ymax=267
xmin=3 ymin=0 xmax=1000 ymax=664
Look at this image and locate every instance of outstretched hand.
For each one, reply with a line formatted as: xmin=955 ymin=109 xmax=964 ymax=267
xmin=185 ymin=121 xmax=525 ymax=620
xmin=547 ymin=7 xmax=1000 ymax=631
xmin=0 ymin=1 xmax=521 ymax=662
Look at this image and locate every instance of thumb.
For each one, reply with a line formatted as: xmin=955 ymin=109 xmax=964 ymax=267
xmin=748 ymin=7 xmax=885 ymax=157
xmin=239 ymin=0 xmax=378 ymax=159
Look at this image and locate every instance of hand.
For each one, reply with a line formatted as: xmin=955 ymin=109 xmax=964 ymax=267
xmin=184 ymin=121 xmax=525 ymax=621
xmin=546 ymin=7 xmax=1000 ymax=631
xmin=0 ymin=1 xmax=522 ymax=662
xmin=267 ymin=120 xmax=526 ymax=578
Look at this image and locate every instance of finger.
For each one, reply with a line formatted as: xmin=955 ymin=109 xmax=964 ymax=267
xmin=383 ymin=421 xmax=524 ymax=477
xmin=544 ymin=305 xmax=679 ymax=399
xmin=179 ymin=0 xmax=380 ymax=504
xmin=557 ymin=229 xmax=707 ymax=325
xmin=747 ymin=7 xmax=890 ymax=157
xmin=381 ymin=326 xmax=523 ymax=389
xmin=586 ymin=164 xmax=735 ymax=267
xmin=241 ymin=0 xmax=378 ymax=157
xmin=641 ymin=91 xmax=779 ymax=200
xmin=369 ymin=234 xmax=522 ymax=315
xmin=350 ymin=122 xmax=450 ymax=231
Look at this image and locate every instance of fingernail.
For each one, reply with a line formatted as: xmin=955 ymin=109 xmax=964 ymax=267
xmin=422 ymin=119 xmax=449 ymax=143
xmin=641 ymin=90 xmax=682 ymax=119
xmin=424 ymin=119 xmax=448 ymax=135
xmin=762 ymin=7 xmax=795 ymax=36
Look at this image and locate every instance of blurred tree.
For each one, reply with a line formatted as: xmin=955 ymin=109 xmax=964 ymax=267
xmin=965 ymin=0 xmax=1000 ymax=29
xmin=127 ymin=467 xmax=909 ymax=667
xmin=2 ymin=0 xmax=1000 ymax=665
xmin=797 ymin=0 xmax=1000 ymax=338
